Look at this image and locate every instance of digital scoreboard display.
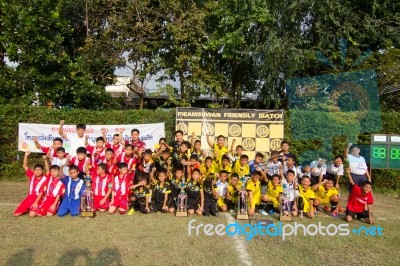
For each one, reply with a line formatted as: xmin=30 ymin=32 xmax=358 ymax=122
xmin=370 ymin=134 xmax=400 ymax=169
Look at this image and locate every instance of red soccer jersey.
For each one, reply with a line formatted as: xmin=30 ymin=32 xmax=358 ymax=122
xmin=124 ymin=139 xmax=146 ymax=151
xmin=116 ymin=153 xmax=138 ymax=170
xmin=112 ymin=174 xmax=131 ymax=196
xmin=347 ymin=185 xmax=374 ymax=213
xmin=103 ymin=159 xmax=118 ymax=176
xmin=92 ymin=174 xmax=112 ymax=197
xmin=69 ymin=157 xmax=91 ymax=172
xmin=106 ymin=143 xmax=125 ymax=157
xmin=87 ymin=145 xmax=106 ymax=163
xmin=26 ymin=169 xmax=47 ymax=196
xmin=44 ymin=175 xmax=65 ymax=197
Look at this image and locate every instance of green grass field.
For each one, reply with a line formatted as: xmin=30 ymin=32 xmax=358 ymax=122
xmin=1 ymin=182 xmax=400 ymax=266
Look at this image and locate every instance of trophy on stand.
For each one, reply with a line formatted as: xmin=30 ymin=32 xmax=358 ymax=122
xmin=279 ymin=178 xmax=293 ymax=222
xmin=81 ymin=175 xmax=95 ymax=218
xmin=176 ymin=179 xmax=187 ymax=217
xmin=236 ymin=176 xmax=249 ymax=220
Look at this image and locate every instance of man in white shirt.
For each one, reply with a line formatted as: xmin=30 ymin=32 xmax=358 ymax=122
xmin=344 ymin=143 xmax=371 ymax=191
xmin=58 ymin=120 xmax=93 ymax=157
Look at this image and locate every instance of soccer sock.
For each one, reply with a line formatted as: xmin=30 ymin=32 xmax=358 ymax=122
xmin=298 ymin=197 xmax=304 ymax=211
xmin=330 ymin=201 xmax=338 ymax=212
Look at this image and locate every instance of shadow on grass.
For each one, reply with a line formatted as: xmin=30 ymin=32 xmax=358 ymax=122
xmin=56 ymin=247 xmax=122 ymax=266
xmin=5 ymin=248 xmax=34 ymax=266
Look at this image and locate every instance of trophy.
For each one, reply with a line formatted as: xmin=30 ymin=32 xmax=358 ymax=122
xmin=279 ymin=179 xmax=293 ymax=222
xmin=81 ymin=175 xmax=95 ymax=218
xmin=176 ymin=179 xmax=188 ymax=217
xmin=236 ymin=176 xmax=249 ymax=220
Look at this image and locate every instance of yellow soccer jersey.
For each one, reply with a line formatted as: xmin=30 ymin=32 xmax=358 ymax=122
xmin=298 ymin=185 xmax=315 ymax=200
xmin=218 ymin=163 xmax=232 ymax=174
xmin=200 ymin=164 xmax=215 ymax=178
xmin=232 ymin=160 xmax=250 ymax=177
xmin=213 ymin=143 xmax=228 ymax=161
xmin=266 ymin=182 xmax=283 ymax=200
xmin=228 ymin=183 xmax=240 ymax=203
xmin=246 ymin=179 xmax=262 ymax=208
xmin=315 ymin=185 xmax=338 ymax=204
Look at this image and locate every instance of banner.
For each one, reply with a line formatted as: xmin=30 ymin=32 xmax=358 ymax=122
xmin=18 ymin=123 xmax=165 ymax=154
xmin=176 ymin=108 xmax=284 ymax=159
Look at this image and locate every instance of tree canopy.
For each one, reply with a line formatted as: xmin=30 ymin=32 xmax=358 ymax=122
xmin=0 ymin=0 xmax=399 ymax=109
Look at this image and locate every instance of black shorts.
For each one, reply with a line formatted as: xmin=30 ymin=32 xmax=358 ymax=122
xmin=168 ymin=197 xmax=177 ymax=209
xmin=152 ymin=201 xmax=167 ymax=213
xmin=346 ymin=209 xmax=369 ymax=219
xmin=187 ymin=198 xmax=199 ymax=211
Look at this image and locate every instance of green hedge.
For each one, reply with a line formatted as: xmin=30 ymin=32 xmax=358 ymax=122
xmin=0 ymin=105 xmax=399 ymax=190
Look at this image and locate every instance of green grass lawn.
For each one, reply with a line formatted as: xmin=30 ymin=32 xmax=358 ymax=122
xmin=1 ymin=182 xmax=399 ymax=266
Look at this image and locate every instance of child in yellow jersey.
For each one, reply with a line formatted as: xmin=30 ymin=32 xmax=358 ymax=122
xmin=232 ymin=155 xmax=250 ymax=177
xmin=297 ymin=176 xmax=315 ymax=218
xmin=218 ymin=155 xmax=232 ymax=174
xmin=262 ymin=174 xmax=283 ymax=214
xmin=226 ymin=173 xmax=241 ymax=211
xmin=200 ymin=156 xmax=215 ymax=179
xmin=312 ymin=179 xmax=340 ymax=217
xmin=216 ymin=170 xmax=229 ymax=212
xmin=246 ymin=171 xmax=268 ymax=217
xmin=207 ymin=135 xmax=228 ymax=164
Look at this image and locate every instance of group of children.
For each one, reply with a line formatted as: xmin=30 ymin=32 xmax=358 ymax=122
xmin=14 ymin=121 xmax=375 ymax=224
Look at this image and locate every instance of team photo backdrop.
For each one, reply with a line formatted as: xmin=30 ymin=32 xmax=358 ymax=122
xmin=18 ymin=123 xmax=165 ymax=154
xmin=176 ymin=108 xmax=284 ymax=159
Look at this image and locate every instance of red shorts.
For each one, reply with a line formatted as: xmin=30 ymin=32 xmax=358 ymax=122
xmin=112 ymin=195 xmax=128 ymax=210
xmin=38 ymin=196 xmax=59 ymax=216
xmin=14 ymin=195 xmax=41 ymax=215
xmin=94 ymin=195 xmax=110 ymax=210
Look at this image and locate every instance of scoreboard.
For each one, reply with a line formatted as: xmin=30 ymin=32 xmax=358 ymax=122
xmin=370 ymin=134 xmax=400 ymax=169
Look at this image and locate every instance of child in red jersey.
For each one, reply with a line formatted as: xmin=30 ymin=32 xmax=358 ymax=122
xmin=91 ymin=163 xmax=113 ymax=212
xmin=101 ymin=127 xmax=125 ymax=157
xmin=109 ymin=163 xmax=131 ymax=214
xmin=68 ymin=147 xmax=91 ymax=179
xmin=14 ymin=151 xmax=47 ymax=218
xmin=39 ymin=158 xmax=65 ymax=216
xmin=86 ymin=137 xmax=106 ymax=164
xmin=32 ymin=136 xmax=66 ymax=159
xmin=346 ymin=171 xmax=374 ymax=224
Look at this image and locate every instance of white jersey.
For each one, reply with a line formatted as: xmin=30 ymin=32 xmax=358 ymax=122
xmin=66 ymin=135 xmax=92 ymax=157
xmin=310 ymin=160 xmax=327 ymax=177
xmin=296 ymin=166 xmax=311 ymax=180
xmin=265 ymin=161 xmax=282 ymax=176
xmin=283 ymin=164 xmax=297 ymax=178
xmin=326 ymin=163 xmax=344 ymax=176
xmin=51 ymin=157 xmax=69 ymax=176
xmin=347 ymin=154 xmax=368 ymax=175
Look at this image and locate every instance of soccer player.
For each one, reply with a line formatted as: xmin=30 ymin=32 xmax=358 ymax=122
xmin=39 ymin=159 xmax=65 ymax=216
xmin=297 ymin=176 xmax=315 ymax=219
xmin=149 ymin=168 xmax=171 ymax=213
xmin=310 ymin=158 xmax=327 ymax=185
xmin=186 ymin=168 xmax=204 ymax=216
xmin=200 ymin=156 xmax=215 ymax=179
xmin=263 ymin=174 xmax=283 ymax=215
xmin=91 ymin=163 xmax=113 ymax=212
xmin=101 ymin=128 xmax=125 ymax=157
xmin=265 ymin=151 xmax=282 ymax=180
xmin=58 ymin=120 xmax=92 ymax=157
xmin=86 ymin=136 xmax=106 ymax=164
xmin=202 ymin=175 xmax=218 ymax=216
xmin=346 ymin=177 xmax=374 ymax=224
xmin=232 ymin=154 xmax=250 ymax=177
xmin=109 ymin=163 xmax=131 ymax=215
xmin=248 ymin=152 xmax=264 ymax=175
xmin=68 ymin=147 xmax=91 ymax=179
xmin=168 ymin=166 xmax=186 ymax=213
xmin=312 ymin=179 xmax=340 ymax=217
xmin=57 ymin=165 xmax=86 ymax=217
xmin=207 ymin=134 xmax=228 ymax=164
xmin=14 ymin=151 xmax=47 ymax=218
xmin=324 ymin=155 xmax=344 ymax=188
xmin=216 ymin=170 xmax=229 ymax=212
xmin=130 ymin=175 xmax=151 ymax=214
xmin=247 ymin=171 xmax=267 ymax=217
xmin=32 ymin=136 xmax=65 ymax=159
xmin=344 ymin=143 xmax=371 ymax=190
xmin=226 ymin=173 xmax=240 ymax=211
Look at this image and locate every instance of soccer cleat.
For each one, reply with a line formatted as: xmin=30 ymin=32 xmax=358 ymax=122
xmin=127 ymin=208 xmax=135 ymax=216
xmin=268 ymin=209 xmax=275 ymax=215
xmin=259 ymin=209 xmax=269 ymax=216
xmin=331 ymin=211 xmax=338 ymax=218
xmin=298 ymin=211 xmax=304 ymax=218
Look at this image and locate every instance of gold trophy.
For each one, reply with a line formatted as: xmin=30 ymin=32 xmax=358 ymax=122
xmin=81 ymin=175 xmax=95 ymax=218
